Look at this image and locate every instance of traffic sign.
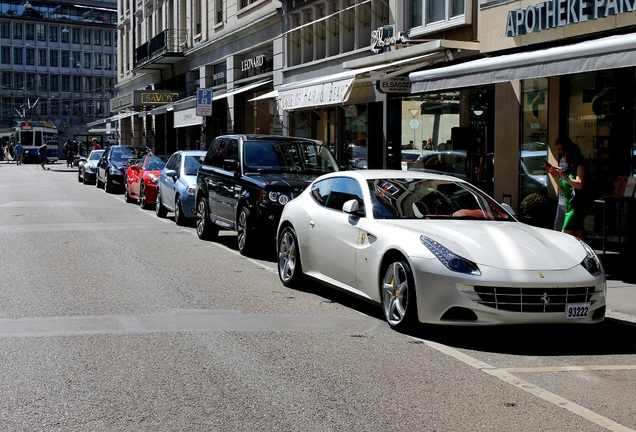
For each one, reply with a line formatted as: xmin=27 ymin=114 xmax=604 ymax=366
xmin=196 ymin=88 xmax=213 ymax=116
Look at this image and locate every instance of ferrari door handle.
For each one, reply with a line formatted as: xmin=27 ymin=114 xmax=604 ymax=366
xmin=309 ymin=220 xmax=315 ymax=228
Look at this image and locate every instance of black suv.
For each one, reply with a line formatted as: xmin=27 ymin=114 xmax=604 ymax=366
xmin=96 ymin=145 xmax=150 ymax=193
xmin=195 ymin=134 xmax=339 ymax=255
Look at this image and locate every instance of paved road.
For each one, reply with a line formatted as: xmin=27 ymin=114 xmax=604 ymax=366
xmin=0 ymin=162 xmax=635 ymax=431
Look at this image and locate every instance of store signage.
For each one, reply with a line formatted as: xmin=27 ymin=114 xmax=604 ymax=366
xmin=506 ymin=0 xmax=636 ymax=37
xmin=111 ymin=93 xmax=133 ymax=111
xmin=378 ymin=77 xmax=412 ymax=93
xmin=241 ymin=55 xmax=266 ymax=71
xmin=279 ymin=78 xmax=354 ymax=110
xmin=371 ymin=25 xmax=408 ymax=53
xmin=140 ymin=91 xmax=179 ymax=105
xmin=174 ymin=107 xmax=203 ymax=128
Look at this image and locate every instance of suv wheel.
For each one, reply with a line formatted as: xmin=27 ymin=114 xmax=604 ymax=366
xmin=237 ymin=207 xmax=255 ymax=256
xmin=196 ymin=197 xmax=218 ymax=240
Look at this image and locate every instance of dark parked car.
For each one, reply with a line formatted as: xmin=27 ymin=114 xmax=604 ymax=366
xmin=195 ymin=134 xmax=339 ymax=255
xmin=96 ymin=145 xmax=150 ymax=193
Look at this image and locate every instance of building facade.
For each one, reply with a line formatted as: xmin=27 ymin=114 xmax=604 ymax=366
xmin=0 ymin=0 xmax=118 ymax=150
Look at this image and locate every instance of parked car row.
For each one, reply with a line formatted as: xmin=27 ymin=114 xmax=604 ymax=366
xmin=76 ymin=137 xmax=606 ymax=331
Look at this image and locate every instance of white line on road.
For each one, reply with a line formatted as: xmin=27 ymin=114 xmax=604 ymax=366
xmin=421 ymin=339 xmax=636 ymax=432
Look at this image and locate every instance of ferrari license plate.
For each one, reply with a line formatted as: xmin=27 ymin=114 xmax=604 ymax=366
xmin=564 ymin=302 xmax=591 ymax=319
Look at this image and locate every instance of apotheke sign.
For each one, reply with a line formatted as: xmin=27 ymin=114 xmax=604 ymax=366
xmin=506 ymin=0 xmax=636 ymax=37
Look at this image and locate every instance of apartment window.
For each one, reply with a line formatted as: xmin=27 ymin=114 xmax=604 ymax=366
xmin=1 ymin=47 xmax=10 ymax=65
xmin=13 ymin=48 xmax=22 ymax=65
xmin=0 ymin=22 xmax=9 ymax=39
xmin=104 ymin=30 xmax=112 ymax=46
xmin=25 ymin=48 xmax=35 ymax=66
xmin=25 ymin=23 xmax=35 ymax=40
xmin=61 ymin=27 xmax=69 ymax=43
xmin=104 ymin=54 xmax=112 ymax=70
xmin=14 ymin=73 xmax=23 ymax=89
xmin=94 ymin=53 xmax=102 ymax=68
xmin=407 ymin=0 xmax=468 ymax=33
xmin=1 ymin=72 xmax=10 ymax=88
xmin=73 ymin=76 xmax=81 ymax=92
xmin=61 ymin=51 xmax=70 ymax=67
xmin=215 ymin=0 xmax=223 ymax=24
xmin=72 ymin=28 xmax=80 ymax=44
xmin=83 ymin=76 xmax=92 ymax=93
xmin=38 ymin=49 xmax=47 ymax=66
xmin=83 ymin=52 xmax=91 ymax=68
xmin=37 ymin=24 xmax=46 ymax=41
xmin=50 ymin=50 xmax=58 ymax=67
xmin=38 ymin=75 xmax=48 ymax=92
xmin=83 ymin=28 xmax=91 ymax=45
xmin=50 ymin=98 xmax=60 ymax=115
xmin=73 ymin=51 xmax=81 ymax=68
xmin=26 ymin=73 xmax=36 ymax=90
xmin=95 ymin=77 xmax=103 ymax=92
xmin=49 ymin=26 xmax=58 ymax=42
xmin=61 ymin=75 xmax=70 ymax=91
xmin=13 ymin=22 xmax=22 ymax=39
xmin=105 ymin=77 xmax=114 ymax=93
xmin=94 ymin=30 xmax=101 ymax=45
xmin=73 ymin=100 xmax=81 ymax=116
xmin=50 ymin=75 xmax=59 ymax=91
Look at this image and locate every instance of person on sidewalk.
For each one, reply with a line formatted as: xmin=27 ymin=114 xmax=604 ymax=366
xmin=14 ymin=142 xmax=23 ymax=165
xmin=91 ymin=137 xmax=101 ymax=151
xmin=38 ymin=143 xmax=49 ymax=170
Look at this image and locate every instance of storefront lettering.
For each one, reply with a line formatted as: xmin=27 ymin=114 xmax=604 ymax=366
xmin=141 ymin=92 xmax=179 ymax=105
xmin=279 ymin=78 xmax=355 ymax=110
xmin=111 ymin=93 xmax=133 ymax=110
xmin=506 ymin=0 xmax=636 ymax=37
xmin=370 ymin=26 xmax=408 ymax=53
xmin=241 ymin=55 xmax=266 ymax=71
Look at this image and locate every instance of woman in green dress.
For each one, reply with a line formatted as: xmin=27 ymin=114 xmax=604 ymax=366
xmin=550 ymin=140 xmax=588 ymax=240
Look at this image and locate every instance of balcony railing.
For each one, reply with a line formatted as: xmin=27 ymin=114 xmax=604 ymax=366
xmin=134 ymin=29 xmax=188 ymax=69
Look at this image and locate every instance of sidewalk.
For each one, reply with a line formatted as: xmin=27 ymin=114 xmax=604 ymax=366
xmin=599 ymin=252 xmax=636 ymax=324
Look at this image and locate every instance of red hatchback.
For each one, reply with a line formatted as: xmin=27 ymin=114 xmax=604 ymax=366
xmin=125 ymin=155 xmax=168 ymax=209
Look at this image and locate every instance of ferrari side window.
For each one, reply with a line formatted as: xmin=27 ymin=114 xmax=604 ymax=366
xmin=325 ymin=178 xmax=363 ymax=212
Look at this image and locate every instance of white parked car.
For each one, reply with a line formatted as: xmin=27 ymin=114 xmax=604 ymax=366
xmin=276 ymin=170 xmax=606 ymax=329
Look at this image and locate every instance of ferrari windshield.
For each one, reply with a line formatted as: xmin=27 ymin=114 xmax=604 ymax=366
xmin=368 ymin=178 xmax=512 ymax=221
xmin=243 ymin=140 xmax=338 ymax=174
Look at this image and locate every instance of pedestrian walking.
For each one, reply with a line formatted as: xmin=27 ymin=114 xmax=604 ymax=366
xmin=38 ymin=143 xmax=49 ymax=170
xmin=4 ymin=142 xmax=14 ymax=163
xmin=14 ymin=142 xmax=23 ymax=165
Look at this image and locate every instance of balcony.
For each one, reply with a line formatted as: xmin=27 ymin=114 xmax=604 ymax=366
xmin=133 ymin=29 xmax=187 ymax=72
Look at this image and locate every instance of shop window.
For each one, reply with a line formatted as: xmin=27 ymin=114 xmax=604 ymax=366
xmin=520 ymin=78 xmax=549 ymax=202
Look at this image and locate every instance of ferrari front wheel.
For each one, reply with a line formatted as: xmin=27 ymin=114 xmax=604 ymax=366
xmin=381 ymin=259 xmax=417 ymax=330
xmin=277 ymin=226 xmax=303 ymax=287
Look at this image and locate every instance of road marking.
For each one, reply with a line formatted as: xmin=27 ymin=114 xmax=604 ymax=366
xmin=421 ymin=339 xmax=636 ymax=432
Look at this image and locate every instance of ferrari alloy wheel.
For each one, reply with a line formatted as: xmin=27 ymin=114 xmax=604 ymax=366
xmin=382 ymin=259 xmax=417 ymax=330
xmin=155 ymin=188 xmax=167 ymax=218
xmin=277 ymin=226 xmax=303 ymax=287
xmin=139 ymin=184 xmax=148 ymax=209
xmin=124 ymin=180 xmax=134 ymax=203
xmin=196 ymin=197 xmax=217 ymax=240
xmin=236 ymin=207 xmax=254 ymax=256
xmin=174 ymin=197 xmax=184 ymax=226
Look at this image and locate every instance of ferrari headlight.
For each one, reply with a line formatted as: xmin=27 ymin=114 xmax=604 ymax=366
xmin=578 ymin=239 xmax=603 ymax=276
xmin=148 ymin=173 xmax=159 ymax=184
xmin=420 ymin=235 xmax=481 ymax=276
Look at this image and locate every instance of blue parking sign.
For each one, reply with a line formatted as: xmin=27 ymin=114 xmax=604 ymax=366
xmin=196 ymin=88 xmax=213 ymax=116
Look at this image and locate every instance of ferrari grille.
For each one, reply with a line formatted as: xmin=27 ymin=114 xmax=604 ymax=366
xmin=473 ymin=286 xmax=599 ymax=313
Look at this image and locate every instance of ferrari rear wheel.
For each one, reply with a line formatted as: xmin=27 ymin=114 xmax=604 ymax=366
xmin=277 ymin=226 xmax=303 ymax=287
xmin=139 ymin=184 xmax=149 ymax=209
xmin=381 ymin=259 xmax=417 ymax=330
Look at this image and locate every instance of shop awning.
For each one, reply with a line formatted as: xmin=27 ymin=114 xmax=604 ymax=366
xmin=248 ymin=90 xmax=279 ymax=102
xmin=409 ymin=33 xmax=636 ymax=93
xmin=212 ymin=79 xmax=272 ymax=101
xmin=86 ymin=111 xmax=138 ymax=127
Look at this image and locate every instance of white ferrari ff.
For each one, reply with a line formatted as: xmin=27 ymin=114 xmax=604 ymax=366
xmin=276 ymin=170 xmax=606 ymax=329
